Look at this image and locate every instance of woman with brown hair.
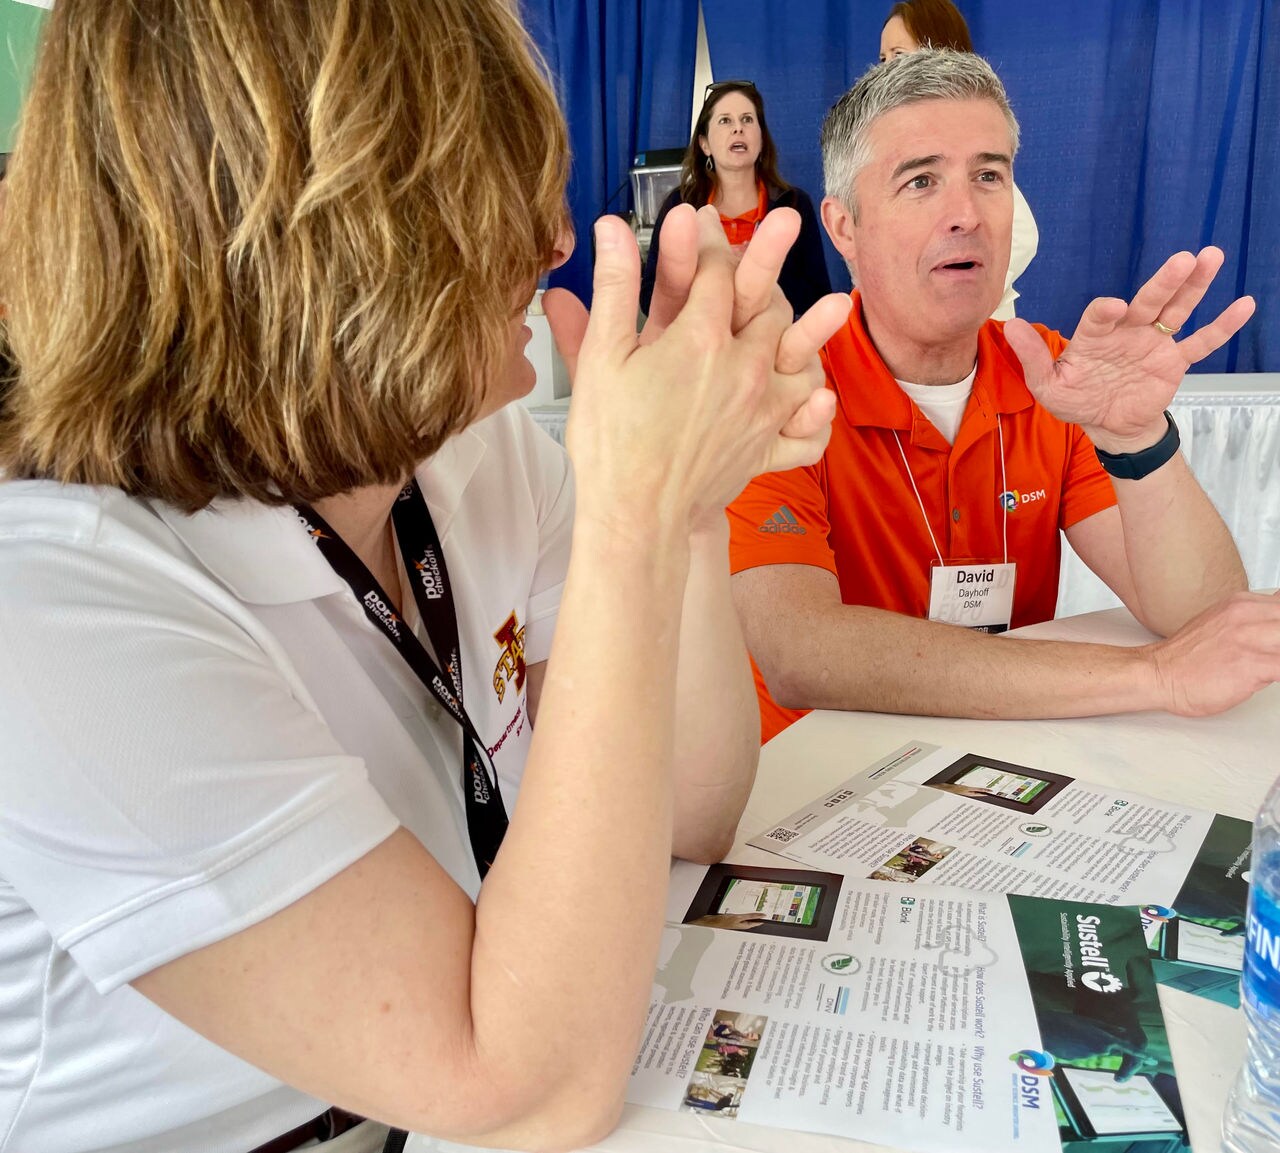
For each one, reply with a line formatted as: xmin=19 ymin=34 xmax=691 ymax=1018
xmin=641 ymin=81 xmax=832 ymax=318
xmin=0 ymin=2 xmax=847 ymax=1151
xmin=878 ymin=0 xmax=1040 ymax=320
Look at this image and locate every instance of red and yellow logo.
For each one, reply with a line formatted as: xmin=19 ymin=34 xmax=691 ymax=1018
xmin=492 ymin=611 xmax=527 ymax=703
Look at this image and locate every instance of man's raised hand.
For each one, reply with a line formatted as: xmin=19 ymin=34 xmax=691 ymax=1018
xmin=1003 ymin=246 xmax=1255 ymax=453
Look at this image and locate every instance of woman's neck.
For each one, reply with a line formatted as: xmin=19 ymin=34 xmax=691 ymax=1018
xmin=713 ymin=168 xmax=759 ymax=216
xmin=311 ymin=480 xmax=407 ymax=609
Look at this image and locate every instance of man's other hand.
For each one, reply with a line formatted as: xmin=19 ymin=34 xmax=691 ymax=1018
xmin=1146 ymin=589 xmax=1280 ymax=715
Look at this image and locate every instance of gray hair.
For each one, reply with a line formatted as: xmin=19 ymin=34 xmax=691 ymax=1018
xmin=821 ymin=49 xmax=1020 ymax=219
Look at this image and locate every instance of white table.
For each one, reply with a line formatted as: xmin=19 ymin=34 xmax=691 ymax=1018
xmin=409 ymin=607 xmax=1278 ymax=1153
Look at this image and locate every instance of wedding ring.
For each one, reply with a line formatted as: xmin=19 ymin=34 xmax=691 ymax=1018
xmin=1151 ymin=319 xmax=1180 ymax=336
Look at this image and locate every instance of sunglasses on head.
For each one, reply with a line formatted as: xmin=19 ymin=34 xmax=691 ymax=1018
xmin=703 ymin=80 xmax=757 ymax=101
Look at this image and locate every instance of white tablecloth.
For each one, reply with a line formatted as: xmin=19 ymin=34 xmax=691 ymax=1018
xmin=409 ymin=607 xmax=1279 ymax=1153
xmin=1058 ymin=374 xmax=1280 ymax=616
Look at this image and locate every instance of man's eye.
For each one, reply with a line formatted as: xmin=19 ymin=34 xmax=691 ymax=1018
xmin=977 ymin=170 xmax=1004 ymax=183
xmin=906 ymin=175 xmax=933 ymax=191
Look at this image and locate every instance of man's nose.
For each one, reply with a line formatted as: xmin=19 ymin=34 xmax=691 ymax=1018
xmin=945 ymin=183 xmax=981 ymax=232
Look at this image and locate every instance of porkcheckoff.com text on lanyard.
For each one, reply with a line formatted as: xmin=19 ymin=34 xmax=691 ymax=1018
xmin=297 ymin=479 xmax=508 ymax=877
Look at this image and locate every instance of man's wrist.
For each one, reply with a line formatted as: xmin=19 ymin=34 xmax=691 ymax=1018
xmin=1086 ymin=414 xmax=1174 ymax=457
xmin=1091 ymin=412 xmax=1181 ymax=480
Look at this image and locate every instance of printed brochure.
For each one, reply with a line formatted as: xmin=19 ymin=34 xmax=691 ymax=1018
xmin=626 ymin=861 xmax=1187 ymax=1153
xmin=749 ymin=740 xmax=1249 ymax=1006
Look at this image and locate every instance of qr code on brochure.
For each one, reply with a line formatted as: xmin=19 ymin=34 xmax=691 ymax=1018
xmin=764 ymin=826 xmax=799 ymax=844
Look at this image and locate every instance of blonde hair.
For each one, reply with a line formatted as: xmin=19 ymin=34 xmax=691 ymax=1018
xmin=0 ymin=0 xmax=568 ymax=510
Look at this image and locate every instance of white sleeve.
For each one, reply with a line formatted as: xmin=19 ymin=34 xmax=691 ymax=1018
xmin=509 ymin=406 xmax=574 ymax=665
xmin=0 ymin=532 xmax=399 ymax=993
xmin=994 ymin=181 xmax=1040 ymax=321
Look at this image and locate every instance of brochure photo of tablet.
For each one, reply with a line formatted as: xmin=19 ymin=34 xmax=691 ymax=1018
xmin=922 ymin=751 xmax=1072 ymax=814
xmin=1164 ymin=917 xmax=1246 ymax=970
xmin=953 ymin=764 xmax=1049 ymax=804
xmin=1054 ymin=1067 xmax=1183 ymax=1138
xmin=715 ymin=878 xmax=822 ymax=925
xmin=680 ymin=862 xmax=844 ymax=941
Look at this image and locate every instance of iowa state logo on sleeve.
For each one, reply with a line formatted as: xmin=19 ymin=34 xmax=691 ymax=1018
xmin=492 ymin=611 xmax=527 ymax=703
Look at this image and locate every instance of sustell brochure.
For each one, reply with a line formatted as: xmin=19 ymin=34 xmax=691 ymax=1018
xmin=749 ymin=739 xmax=1249 ymax=1006
xmin=626 ymin=860 xmax=1186 ymax=1153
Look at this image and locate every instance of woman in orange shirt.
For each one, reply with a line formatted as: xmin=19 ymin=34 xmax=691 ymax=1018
xmin=641 ymin=81 xmax=831 ymax=318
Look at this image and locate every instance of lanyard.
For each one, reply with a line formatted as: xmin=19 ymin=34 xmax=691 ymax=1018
xmin=296 ymin=479 xmax=508 ymax=878
xmin=892 ymin=415 xmax=1009 ymax=566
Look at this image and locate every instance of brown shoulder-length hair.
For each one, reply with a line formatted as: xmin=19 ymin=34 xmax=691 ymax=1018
xmin=0 ymin=0 xmax=568 ymax=511
xmin=885 ymin=0 xmax=975 ymax=53
xmin=679 ymin=82 xmax=790 ymax=207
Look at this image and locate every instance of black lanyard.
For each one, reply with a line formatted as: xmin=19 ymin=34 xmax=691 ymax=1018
xmin=296 ymin=480 xmax=509 ymax=877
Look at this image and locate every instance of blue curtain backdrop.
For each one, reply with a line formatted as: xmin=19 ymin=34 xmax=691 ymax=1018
xmin=523 ymin=0 xmax=698 ymax=304
xmin=700 ymin=0 xmax=1278 ymax=372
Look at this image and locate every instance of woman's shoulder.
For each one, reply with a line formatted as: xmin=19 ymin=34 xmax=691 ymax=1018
xmin=768 ymin=184 xmax=815 ymax=211
xmin=658 ymin=186 xmax=687 ymax=213
xmin=416 ymin=404 xmax=573 ymax=526
xmin=0 ymin=481 xmax=187 ymax=565
xmin=0 ymin=480 xmax=334 ymax=624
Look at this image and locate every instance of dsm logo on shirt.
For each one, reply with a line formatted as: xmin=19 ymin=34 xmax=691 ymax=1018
xmin=999 ymin=488 xmax=1047 ymax=512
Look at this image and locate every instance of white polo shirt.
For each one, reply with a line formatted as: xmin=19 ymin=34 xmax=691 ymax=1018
xmin=0 ymin=404 xmax=573 ymax=1152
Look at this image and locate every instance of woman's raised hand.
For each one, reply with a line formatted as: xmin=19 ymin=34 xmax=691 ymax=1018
xmin=548 ymin=208 xmax=849 ymax=538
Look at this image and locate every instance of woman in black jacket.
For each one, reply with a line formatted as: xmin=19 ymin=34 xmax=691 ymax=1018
xmin=641 ymin=81 xmax=831 ymax=318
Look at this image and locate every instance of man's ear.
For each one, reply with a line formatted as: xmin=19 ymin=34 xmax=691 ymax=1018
xmin=821 ymin=195 xmax=858 ymax=273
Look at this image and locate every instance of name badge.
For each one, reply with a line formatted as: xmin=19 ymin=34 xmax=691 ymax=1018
xmin=928 ymin=562 xmax=1016 ymax=634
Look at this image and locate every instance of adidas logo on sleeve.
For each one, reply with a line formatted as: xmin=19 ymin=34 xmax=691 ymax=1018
xmin=757 ymin=505 xmax=807 ymax=534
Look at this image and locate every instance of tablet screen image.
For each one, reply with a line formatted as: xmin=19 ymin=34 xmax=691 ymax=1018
xmin=1058 ymin=1068 xmax=1182 ymax=1136
xmin=715 ymin=879 xmax=821 ymax=926
xmin=952 ymin=764 xmax=1050 ymax=805
xmin=1170 ymin=919 xmax=1246 ymax=970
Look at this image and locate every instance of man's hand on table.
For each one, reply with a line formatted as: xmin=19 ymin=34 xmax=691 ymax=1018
xmin=1145 ymin=589 xmax=1280 ymax=715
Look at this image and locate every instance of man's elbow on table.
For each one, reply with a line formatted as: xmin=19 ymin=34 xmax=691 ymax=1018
xmin=733 ymin=565 xmax=843 ymax=712
xmin=758 ymin=652 xmax=823 ymax=713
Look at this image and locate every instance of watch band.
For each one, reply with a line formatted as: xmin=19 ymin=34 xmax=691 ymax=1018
xmin=1094 ymin=410 xmax=1180 ymax=480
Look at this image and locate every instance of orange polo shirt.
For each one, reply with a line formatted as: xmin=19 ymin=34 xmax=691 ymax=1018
xmin=727 ymin=292 xmax=1118 ymax=743
xmin=716 ymin=181 xmax=768 ymax=247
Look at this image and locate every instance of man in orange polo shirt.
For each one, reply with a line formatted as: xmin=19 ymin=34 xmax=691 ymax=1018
xmin=728 ymin=49 xmax=1278 ymax=742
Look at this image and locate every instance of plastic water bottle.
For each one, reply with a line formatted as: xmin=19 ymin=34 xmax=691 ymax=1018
xmin=1224 ymin=780 xmax=1280 ymax=1151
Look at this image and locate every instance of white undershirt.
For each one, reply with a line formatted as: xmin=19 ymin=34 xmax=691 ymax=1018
xmin=897 ymin=365 xmax=977 ymax=444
